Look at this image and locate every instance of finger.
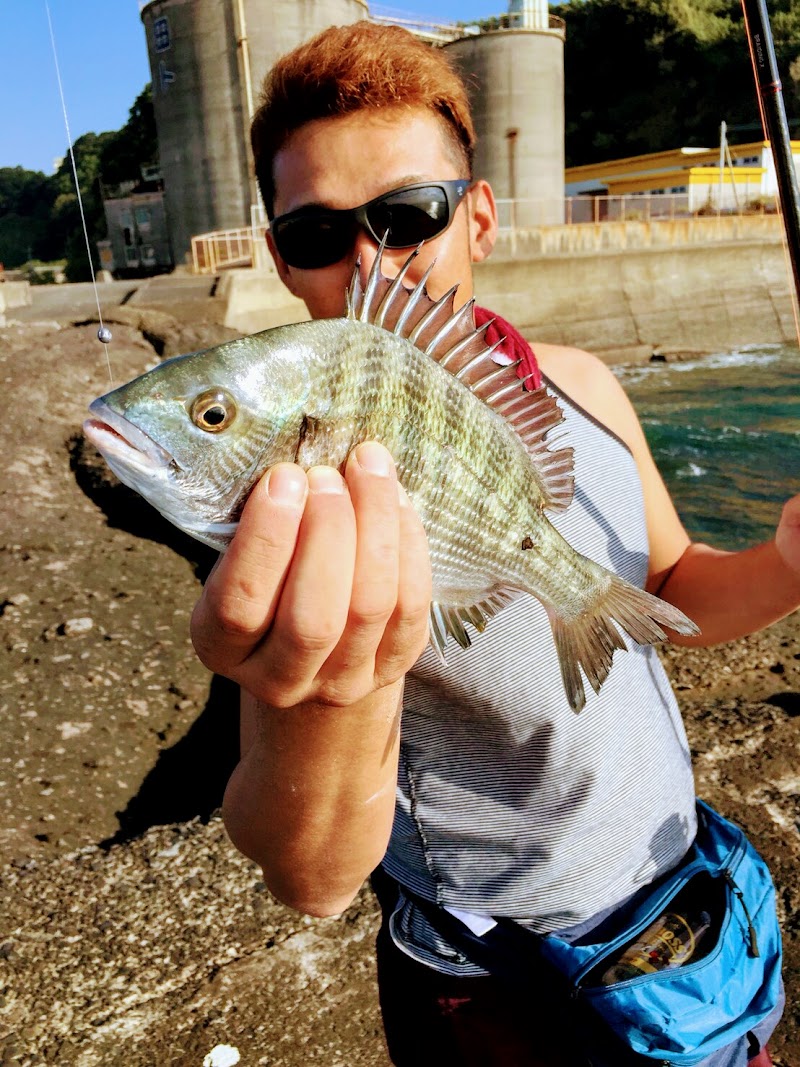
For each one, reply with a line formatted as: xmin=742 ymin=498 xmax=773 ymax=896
xmin=241 ymin=465 xmax=357 ymax=704
xmin=325 ymin=442 xmax=403 ymax=670
xmin=191 ymin=464 xmax=307 ymax=673
xmin=375 ymin=480 xmax=432 ymax=684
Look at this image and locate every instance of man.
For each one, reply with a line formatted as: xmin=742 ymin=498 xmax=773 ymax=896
xmin=190 ymin=22 xmax=794 ymax=1066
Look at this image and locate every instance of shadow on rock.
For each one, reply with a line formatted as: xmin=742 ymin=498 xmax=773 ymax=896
xmin=101 ymin=673 xmax=241 ymax=849
xmin=69 ymin=432 xmax=219 ymax=580
xmin=764 ymin=692 xmax=800 ymax=717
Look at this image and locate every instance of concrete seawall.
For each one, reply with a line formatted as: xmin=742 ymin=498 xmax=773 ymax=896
xmin=475 ymin=236 xmax=797 ymax=363
xmin=222 ymin=235 xmax=798 ymax=363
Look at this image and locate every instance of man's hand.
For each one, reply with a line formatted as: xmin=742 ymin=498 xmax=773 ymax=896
xmin=191 ymin=441 xmax=432 ymax=708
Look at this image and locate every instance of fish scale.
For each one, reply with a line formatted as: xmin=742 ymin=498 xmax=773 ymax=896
xmin=84 ymin=245 xmax=699 ymax=712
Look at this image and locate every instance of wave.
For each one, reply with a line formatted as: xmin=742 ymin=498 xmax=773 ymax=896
xmin=619 ymin=343 xmax=800 ymax=549
xmin=616 ymin=344 xmax=788 ymax=386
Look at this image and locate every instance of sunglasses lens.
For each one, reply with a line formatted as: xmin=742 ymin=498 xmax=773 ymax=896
xmin=271 ymin=183 xmax=464 ymax=269
xmin=368 ymin=186 xmax=450 ymax=247
xmin=273 ymin=215 xmax=354 ymax=269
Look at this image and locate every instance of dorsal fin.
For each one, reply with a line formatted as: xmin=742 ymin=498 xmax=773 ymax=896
xmin=345 ymin=242 xmax=574 ymax=511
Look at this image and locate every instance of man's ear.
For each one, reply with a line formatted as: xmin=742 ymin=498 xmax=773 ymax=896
xmin=467 ymin=179 xmax=498 ymax=264
xmin=265 ymin=230 xmax=301 ymax=296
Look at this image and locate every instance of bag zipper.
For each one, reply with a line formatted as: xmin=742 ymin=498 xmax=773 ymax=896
xmin=723 ymin=868 xmax=760 ymax=957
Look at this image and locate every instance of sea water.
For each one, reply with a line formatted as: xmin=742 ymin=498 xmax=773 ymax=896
xmin=615 ymin=344 xmax=800 ymax=551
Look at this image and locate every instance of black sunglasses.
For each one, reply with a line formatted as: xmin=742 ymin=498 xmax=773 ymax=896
xmin=269 ymin=179 xmax=471 ymax=270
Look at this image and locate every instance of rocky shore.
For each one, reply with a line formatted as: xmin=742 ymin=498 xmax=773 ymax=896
xmin=1 ymin=293 xmax=798 ymax=1066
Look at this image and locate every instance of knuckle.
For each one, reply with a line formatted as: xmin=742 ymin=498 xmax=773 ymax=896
xmin=208 ymin=592 xmax=263 ymax=639
xmin=285 ymin=620 xmax=342 ymax=657
xmin=347 ymin=600 xmax=395 ymax=633
xmin=316 ymin=677 xmax=370 ymax=708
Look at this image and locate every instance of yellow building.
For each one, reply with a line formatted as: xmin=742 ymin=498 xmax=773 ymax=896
xmin=563 ymin=141 xmax=793 ymax=213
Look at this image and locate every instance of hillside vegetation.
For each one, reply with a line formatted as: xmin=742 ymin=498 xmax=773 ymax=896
xmin=553 ymin=0 xmax=800 ymax=165
xmin=0 ymin=86 xmax=156 ymax=280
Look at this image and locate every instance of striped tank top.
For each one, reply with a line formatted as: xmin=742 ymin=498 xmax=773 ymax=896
xmin=382 ymin=379 xmax=698 ymax=975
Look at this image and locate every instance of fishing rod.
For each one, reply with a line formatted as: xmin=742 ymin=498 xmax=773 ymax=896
xmin=740 ymin=0 xmax=800 ymax=314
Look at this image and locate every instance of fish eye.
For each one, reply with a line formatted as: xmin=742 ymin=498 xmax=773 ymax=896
xmin=189 ymin=389 xmax=237 ymax=433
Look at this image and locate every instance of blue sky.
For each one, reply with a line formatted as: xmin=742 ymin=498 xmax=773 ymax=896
xmin=4 ymin=1 xmax=509 ymax=176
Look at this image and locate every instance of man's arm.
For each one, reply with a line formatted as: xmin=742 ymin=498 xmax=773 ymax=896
xmin=191 ymin=442 xmax=431 ymax=915
xmin=536 ymin=343 xmax=800 ymax=645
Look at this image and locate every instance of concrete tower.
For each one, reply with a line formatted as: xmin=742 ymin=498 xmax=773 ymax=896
xmin=444 ymin=0 xmax=566 ymax=226
xmin=140 ymin=0 xmax=367 ymax=266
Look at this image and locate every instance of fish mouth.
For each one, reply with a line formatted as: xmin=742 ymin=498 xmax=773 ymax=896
xmin=83 ymin=399 xmax=175 ymax=473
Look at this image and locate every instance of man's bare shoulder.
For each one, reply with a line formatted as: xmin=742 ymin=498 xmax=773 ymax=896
xmin=531 ymin=342 xmax=622 ymax=413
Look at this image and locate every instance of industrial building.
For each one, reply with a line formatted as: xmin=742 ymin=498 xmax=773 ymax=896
xmin=97 ymin=168 xmax=173 ymax=276
xmin=139 ymin=0 xmax=566 ymax=266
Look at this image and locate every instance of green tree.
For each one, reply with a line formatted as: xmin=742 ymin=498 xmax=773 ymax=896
xmin=48 ymin=130 xmax=115 ymax=280
xmin=0 ymin=83 xmax=157 ymax=276
xmin=0 ymin=167 xmax=57 ymax=267
xmin=554 ymin=0 xmax=800 ymax=166
xmin=98 ymin=85 xmax=158 ymax=186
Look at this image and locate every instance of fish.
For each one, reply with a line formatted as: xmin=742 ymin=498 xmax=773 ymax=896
xmin=83 ymin=244 xmax=699 ymax=711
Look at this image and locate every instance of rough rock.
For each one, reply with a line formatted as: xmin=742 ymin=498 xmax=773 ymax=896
xmin=0 ymin=293 xmax=797 ymax=1066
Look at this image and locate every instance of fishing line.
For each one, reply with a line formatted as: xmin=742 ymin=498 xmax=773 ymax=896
xmin=44 ymin=0 xmax=114 ymax=381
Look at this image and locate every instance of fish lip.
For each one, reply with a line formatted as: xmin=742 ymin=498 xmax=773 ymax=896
xmin=83 ymin=399 xmax=175 ymax=470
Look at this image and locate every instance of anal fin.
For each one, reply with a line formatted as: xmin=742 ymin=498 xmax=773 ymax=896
xmin=428 ymin=589 xmax=519 ymax=659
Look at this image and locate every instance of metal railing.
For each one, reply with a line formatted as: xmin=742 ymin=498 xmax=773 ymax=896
xmin=189 ymin=193 xmax=781 ymax=273
xmin=369 ymin=6 xmax=565 ymax=40
xmin=191 ymin=227 xmax=257 ymax=274
xmin=494 ymin=192 xmax=777 ymax=231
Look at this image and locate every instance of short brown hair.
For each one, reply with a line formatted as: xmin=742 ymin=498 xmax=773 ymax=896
xmin=251 ymin=22 xmax=476 ymax=217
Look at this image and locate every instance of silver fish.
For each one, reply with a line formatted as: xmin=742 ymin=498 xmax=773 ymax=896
xmin=84 ymin=246 xmax=698 ymax=711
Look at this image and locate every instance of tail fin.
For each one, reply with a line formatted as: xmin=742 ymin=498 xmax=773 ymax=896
xmin=548 ymin=576 xmax=699 ymax=713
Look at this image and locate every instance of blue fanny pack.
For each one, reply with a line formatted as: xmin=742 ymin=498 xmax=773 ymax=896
xmin=399 ymin=801 xmax=783 ymax=1065
xmin=539 ymin=801 xmax=783 ymax=1064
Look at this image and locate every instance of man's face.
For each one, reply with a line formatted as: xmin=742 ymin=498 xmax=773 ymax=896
xmin=267 ymin=107 xmax=498 ymax=319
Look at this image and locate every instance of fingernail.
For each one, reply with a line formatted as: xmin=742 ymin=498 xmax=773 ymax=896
xmin=267 ymin=465 xmax=307 ymax=505
xmin=308 ymin=466 xmax=345 ymax=494
xmin=356 ymin=441 xmax=393 ymax=477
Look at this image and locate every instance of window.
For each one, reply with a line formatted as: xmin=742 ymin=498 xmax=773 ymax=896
xmin=154 ymin=17 xmax=170 ymax=52
xmin=134 ymin=206 xmax=151 ymax=232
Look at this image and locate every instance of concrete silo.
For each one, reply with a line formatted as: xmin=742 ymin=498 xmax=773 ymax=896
xmin=444 ymin=0 xmax=565 ymax=227
xmin=140 ymin=0 xmax=367 ymax=266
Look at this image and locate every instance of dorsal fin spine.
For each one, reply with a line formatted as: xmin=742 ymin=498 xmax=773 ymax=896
xmin=408 ymin=284 xmax=459 ymax=346
xmin=484 ymin=373 xmax=536 ymax=406
xmin=392 ymin=259 xmax=438 ymax=336
xmin=358 ymin=233 xmax=390 ymax=322
xmin=453 ymin=348 xmax=509 ymax=383
xmin=347 ymin=257 xmax=363 ymax=319
xmin=454 ymin=339 xmax=504 ymax=381
xmin=437 ymin=314 xmax=487 ymax=370
xmin=473 ymin=361 xmax=521 ymax=391
xmin=374 ymin=246 xmax=421 ymax=328
xmin=423 ymin=296 xmax=475 ymax=357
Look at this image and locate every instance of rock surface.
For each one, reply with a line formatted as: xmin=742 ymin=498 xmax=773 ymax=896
xmin=1 ymin=292 xmax=798 ymax=1066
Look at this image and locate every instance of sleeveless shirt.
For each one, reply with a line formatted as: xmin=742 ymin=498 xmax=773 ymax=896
xmin=382 ymin=379 xmax=698 ymax=975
